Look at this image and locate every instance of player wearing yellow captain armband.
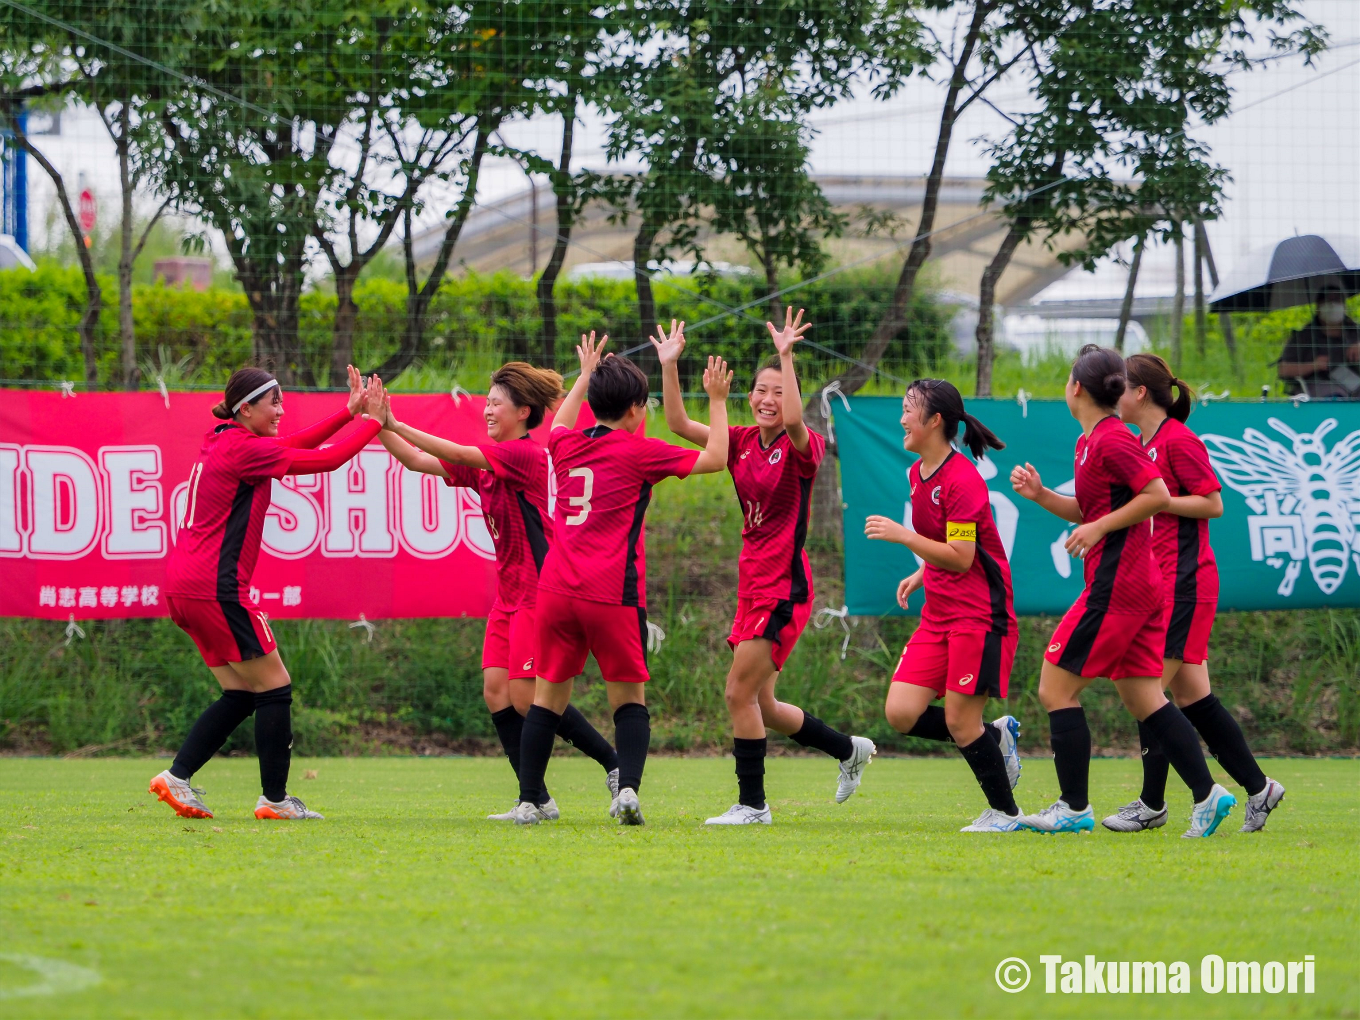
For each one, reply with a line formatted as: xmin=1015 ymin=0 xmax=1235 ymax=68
xmin=864 ymin=379 xmax=1023 ymax=833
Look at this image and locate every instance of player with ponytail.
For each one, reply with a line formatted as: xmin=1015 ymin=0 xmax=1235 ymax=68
xmin=153 ymin=365 xmax=387 ymax=822
xmin=378 ymin=362 xmax=622 ymax=819
xmin=864 ymin=379 xmax=1026 ymax=832
xmin=1110 ymin=354 xmax=1284 ymax=833
xmin=1010 ymin=345 xmax=1237 ymax=837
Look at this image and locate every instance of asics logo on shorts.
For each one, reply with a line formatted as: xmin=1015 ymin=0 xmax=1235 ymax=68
xmin=956 ymin=673 xmax=974 ymax=687
xmin=1048 ymin=641 xmax=1061 ymax=653
xmin=522 ymin=659 xmax=534 ymax=671
xmin=755 ymin=616 xmax=767 ymax=633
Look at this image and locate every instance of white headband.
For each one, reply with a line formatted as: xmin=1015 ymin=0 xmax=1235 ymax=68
xmin=231 ymin=378 xmax=279 ymax=414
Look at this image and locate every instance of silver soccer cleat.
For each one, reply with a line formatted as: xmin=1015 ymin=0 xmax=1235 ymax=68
xmin=991 ymin=715 xmax=1022 ymax=789
xmin=704 ymin=803 xmax=772 ymax=825
xmin=254 ymin=795 xmax=324 ymax=820
xmin=1101 ymin=798 xmax=1168 ymax=832
xmin=612 ymin=787 xmax=645 ymax=826
xmin=1240 ymin=778 xmax=1285 ymax=833
xmin=835 ymin=736 xmax=876 ymax=803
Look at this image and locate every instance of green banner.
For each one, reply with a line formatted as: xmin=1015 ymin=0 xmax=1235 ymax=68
xmin=835 ymin=397 xmax=1360 ymax=616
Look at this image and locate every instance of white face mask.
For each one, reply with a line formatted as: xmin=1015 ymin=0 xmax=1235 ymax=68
xmin=1318 ymin=301 xmax=1346 ymax=326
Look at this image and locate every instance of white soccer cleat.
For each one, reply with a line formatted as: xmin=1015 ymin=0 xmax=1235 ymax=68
xmin=961 ymin=807 xmax=1025 ymax=832
xmin=1183 ymin=783 xmax=1236 ymax=838
xmin=704 ymin=803 xmax=772 ymax=825
xmin=992 ymin=715 xmax=1022 ymax=789
xmin=149 ymin=770 xmax=213 ymax=820
xmin=1101 ymin=798 xmax=1169 ymax=832
xmin=606 ymin=768 xmax=620 ymax=801
xmin=1240 ymin=778 xmax=1285 ymax=832
xmin=612 ymin=787 xmax=645 ymax=826
xmin=835 ymin=736 xmax=876 ymax=803
xmin=508 ymin=800 xmax=553 ymax=825
xmin=254 ymin=795 xmax=324 ymax=820
xmin=1018 ymin=799 xmax=1095 ymax=834
xmin=487 ymin=803 xmax=519 ymax=821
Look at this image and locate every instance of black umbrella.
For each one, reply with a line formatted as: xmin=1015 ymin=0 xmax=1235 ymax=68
xmin=1208 ymin=233 xmax=1360 ymax=313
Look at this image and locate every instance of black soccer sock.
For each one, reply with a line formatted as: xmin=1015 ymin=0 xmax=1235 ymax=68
xmin=1180 ymin=694 xmax=1266 ymax=797
xmin=733 ymin=737 xmax=767 ymax=809
xmin=254 ymin=685 xmax=293 ymax=803
xmin=170 ymin=689 xmax=256 ymax=780
xmin=557 ymin=704 xmax=621 ymax=773
xmin=904 ymin=705 xmax=1001 ymax=746
xmin=1136 ymin=719 xmax=1169 ymax=811
xmin=789 ymin=713 xmax=854 ymax=761
xmin=1141 ymin=702 xmax=1214 ymax=804
xmin=1048 ymin=707 xmax=1091 ymax=812
xmin=958 ymin=732 xmax=1018 ymax=815
xmin=905 ymin=705 xmax=952 ymax=742
xmin=490 ymin=707 xmax=524 ymax=779
xmin=613 ymin=703 xmax=650 ymax=793
xmin=518 ymin=706 xmax=560 ymax=806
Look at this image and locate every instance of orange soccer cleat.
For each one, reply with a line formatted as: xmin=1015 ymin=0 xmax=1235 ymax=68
xmin=149 ymin=770 xmax=214 ymax=819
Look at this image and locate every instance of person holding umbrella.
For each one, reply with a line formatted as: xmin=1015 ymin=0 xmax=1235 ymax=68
xmin=1276 ymin=279 xmax=1360 ymax=397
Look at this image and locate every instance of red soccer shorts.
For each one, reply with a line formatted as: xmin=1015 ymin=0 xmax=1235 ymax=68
xmin=727 ymin=597 xmax=813 ymax=670
xmin=535 ymin=589 xmax=650 ymax=684
xmin=168 ymin=596 xmax=276 ymax=668
xmin=891 ymin=625 xmax=1016 ymax=699
xmin=1045 ymin=596 xmax=1165 ymax=680
xmin=482 ymin=603 xmax=539 ymax=679
xmin=1163 ymin=600 xmax=1215 ymax=665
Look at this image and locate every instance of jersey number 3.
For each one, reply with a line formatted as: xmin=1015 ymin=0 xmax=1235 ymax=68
xmin=564 ymin=467 xmax=594 ymax=525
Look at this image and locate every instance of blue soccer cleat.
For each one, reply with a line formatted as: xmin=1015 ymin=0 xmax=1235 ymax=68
xmin=1018 ymin=799 xmax=1095 ymax=834
xmin=1183 ymin=783 xmax=1236 ymax=838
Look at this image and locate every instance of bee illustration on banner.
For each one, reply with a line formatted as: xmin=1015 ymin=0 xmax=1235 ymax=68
xmin=1202 ymin=417 xmax=1360 ymax=597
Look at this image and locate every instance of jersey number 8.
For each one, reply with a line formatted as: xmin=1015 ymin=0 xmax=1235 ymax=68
xmin=564 ymin=467 xmax=593 ymax=525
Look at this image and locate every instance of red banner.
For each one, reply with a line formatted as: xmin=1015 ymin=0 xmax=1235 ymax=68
xmin=0 ymin=389 xmax=582 ymax=620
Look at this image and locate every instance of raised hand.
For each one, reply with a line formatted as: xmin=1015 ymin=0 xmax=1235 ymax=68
xmin=379 ymin=392 xmax=397 ymax=430
xmin=346 ymin=364 xmax=364 ymax=416
xmin=702 ymin=355 xmax=733 ymax=401
xmin=362 ymin=373 xmax=386 ymax=419
xmin=1010 ymin=461 xmax=1043 ymax=501
xmin=577 ymin=331 xmax=608 ymax=375
xmin=650 ymin=319 xmax=686 ymax=366
xmin=766 ymin=306 xmax=811 ymax=357
xmin=864 ymin=514 xmax=911 ymax=545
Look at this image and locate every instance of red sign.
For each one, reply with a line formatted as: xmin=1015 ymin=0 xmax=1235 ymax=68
xmin=78 ymin=189 xmax=97 ymax=233
xmin=0 ymin=390 xmax=594 ymax=620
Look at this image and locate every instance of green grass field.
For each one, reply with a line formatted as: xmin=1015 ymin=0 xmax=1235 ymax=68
xmin=0 ymin=756 xmax=1355 ymax=1019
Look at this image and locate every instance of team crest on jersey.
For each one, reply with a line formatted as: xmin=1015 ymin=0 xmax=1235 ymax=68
xmin=1149 ymin=447 xmax=1159 ymax=461
xmin=1080 ymin=448 xmax=1089 ymax=465
xmin=768 ymin=448 xmax=783 ymax=466
xmin=931 ymin=485 xmax=942 ymax=505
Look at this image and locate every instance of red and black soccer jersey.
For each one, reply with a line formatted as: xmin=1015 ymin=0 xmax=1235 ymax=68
xmin=538 ymin=425 xmax=699 ymax=608
xmin=727 ymin=425 xmax=825 ymax=602
xmin=441 ymin=435 xmax=551 ymax=611
xmin=166 ymin=410 xmax=379 ymax=603
xmin=909 ymin=451 xmax=1015 ymax=635
xmin=1143 ymin=417 xmax=1221 ymax=606
xmin=1072 ymin=416 xmax=1164 ymax=613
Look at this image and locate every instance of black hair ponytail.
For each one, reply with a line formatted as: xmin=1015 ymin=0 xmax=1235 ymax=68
xmin=905 ymin=378 xmax=1005 ymax=460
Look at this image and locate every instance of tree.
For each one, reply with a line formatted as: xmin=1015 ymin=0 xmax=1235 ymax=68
xmin=0 ymin=14 xmax=101 ymax=385
xmin=709 ymin=93 xmax=845 ymax=322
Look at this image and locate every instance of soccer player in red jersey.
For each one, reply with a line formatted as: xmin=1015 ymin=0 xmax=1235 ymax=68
xmin=150 ymin=365 xmax=386 ymax=822
xmin=1010 ymin=345 xmax=1236 ymax=837
xmin=655 ymin=310 xmax=874 ymax=825
xmin=375 ymin=362 xmax=622 ymax=819
xmin=509 ymin=333 xmax=733 ymax=825
xmin=863 ymin=379 xmax=1025 ymax=832
xmin=1104 ymin=354 xmax=1284 ymax=833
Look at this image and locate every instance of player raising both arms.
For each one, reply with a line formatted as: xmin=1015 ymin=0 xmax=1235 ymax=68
xmin=655 ymin=311 xmax=874 ymax=825
xmin=510 ymin=334 xmax=731 ymax=825
xmin=864 ymin=380 xmax=1024 ymax=832
xmin=151 ymin=366 xmax=386 ymax=821
xmin=1108 ymin=354 xmax=1284 ymax=833
xmin=1010 ymin=345 xmax=1236 ymax=837
xmin=376 ymin=363 xmax=621 ymax=820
